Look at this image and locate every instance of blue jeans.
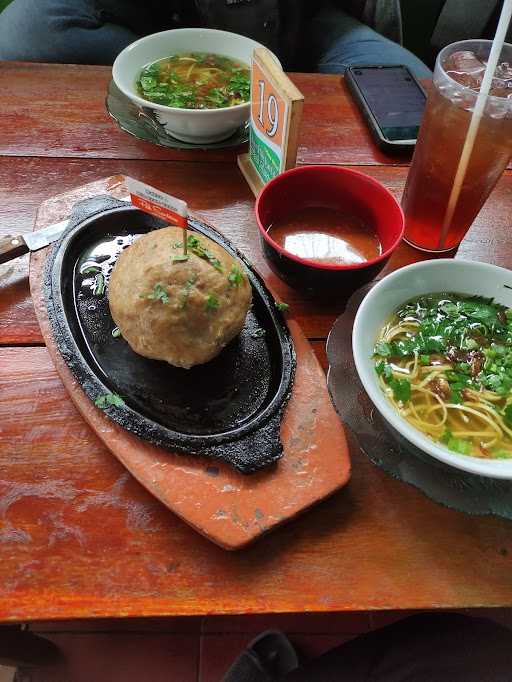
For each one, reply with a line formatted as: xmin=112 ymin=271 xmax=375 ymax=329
xmin=0 ymin=0 xmax=431 ymax=76
xmin=0 ymin=0 xmax=138 ymax=65
xmin=311 ymin=4 xmax=432 ymax=77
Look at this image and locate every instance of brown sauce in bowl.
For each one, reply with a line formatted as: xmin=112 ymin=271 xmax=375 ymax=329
xmin=267 ymin=207 xmax=381 ymax=265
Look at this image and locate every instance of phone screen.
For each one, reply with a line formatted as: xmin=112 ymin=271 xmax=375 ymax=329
xmin=350 ymin=66 xmax=426 ymax=141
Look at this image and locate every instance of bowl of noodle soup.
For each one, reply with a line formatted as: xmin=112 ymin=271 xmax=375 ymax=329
xmin=352 ymin=259 xmax=512 ymax=479
xmin=113 ymin=28 xmax=276 ymax=143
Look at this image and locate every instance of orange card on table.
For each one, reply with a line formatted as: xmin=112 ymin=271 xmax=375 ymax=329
xmin=238 ymin=47 xmax=304 ymax=197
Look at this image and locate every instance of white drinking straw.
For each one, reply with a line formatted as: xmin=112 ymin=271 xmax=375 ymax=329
xmin=437 ymin=0 xmax=512 ymax=249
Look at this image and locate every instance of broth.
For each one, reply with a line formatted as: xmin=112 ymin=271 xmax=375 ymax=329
xmin=137 ymin=52 xmax=250 ymax=109
xmin=267 ymin=207 xmax=381 ymax=265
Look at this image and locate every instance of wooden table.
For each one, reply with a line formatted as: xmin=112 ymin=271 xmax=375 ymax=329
xmin=1 ymin=62 xmax=511 ymax=623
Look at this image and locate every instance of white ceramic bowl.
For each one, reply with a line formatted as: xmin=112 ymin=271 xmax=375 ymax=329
xmin=353 ymin=259 xmax=512 ymax=479
xmin=112 ymin=28 xmax=275 ymax=144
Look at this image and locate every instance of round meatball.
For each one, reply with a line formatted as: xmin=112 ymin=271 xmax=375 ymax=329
xmin=108 ymin=226 xmax=252 ymax=368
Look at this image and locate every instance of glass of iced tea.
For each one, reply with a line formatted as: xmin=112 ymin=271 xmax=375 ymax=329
xmin=402 ymin=39 xmax=512 ymax=252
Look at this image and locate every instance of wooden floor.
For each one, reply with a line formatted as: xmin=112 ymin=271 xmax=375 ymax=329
xmin=7 ymin=610 xmax=511 ymax=682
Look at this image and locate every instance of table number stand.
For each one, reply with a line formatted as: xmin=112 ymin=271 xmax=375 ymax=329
xmin=238 ymin=47 xmax=304 ymax=196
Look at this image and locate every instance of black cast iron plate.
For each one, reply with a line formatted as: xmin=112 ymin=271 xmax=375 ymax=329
xmin=44 ymin=196 xmax=296 ymax=474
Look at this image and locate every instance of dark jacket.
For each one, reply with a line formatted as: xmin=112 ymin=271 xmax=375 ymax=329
xmin=193 ymin=0 xmax=305 ymax=70
xmin=193 ymin=0 xmax=403 ymax=68
xmin=99 ymin=0 xmax=307 ymax=67
xmin=430 ymin=0 xmax=510 ymax=50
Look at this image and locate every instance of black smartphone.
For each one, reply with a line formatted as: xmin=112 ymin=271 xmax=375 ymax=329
xmin=345 ymin=65 xmax=427 ymax=152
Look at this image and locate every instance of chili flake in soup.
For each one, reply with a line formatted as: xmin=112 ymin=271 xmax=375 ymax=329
xmin=137 ymin=53 xmax=250 ymax=109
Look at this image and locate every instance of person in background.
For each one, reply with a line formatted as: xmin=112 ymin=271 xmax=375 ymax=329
xmin=0 ymin=0 xmax=432 ymax=77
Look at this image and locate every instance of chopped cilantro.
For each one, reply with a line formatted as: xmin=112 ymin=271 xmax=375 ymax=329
xmin=375 ymin=358 xmax=410 ymax=401
xmin=460 ymin=299 xmax=497 ymax=321
xmin=440 ymin=429 xmax=452 ymax=445
xmin=375 ymin=360 xmax=386 ymax=376
xmin=440 ymin=429 xmax=472 ymax=454
xmin=172 ymin=254 xmax=189 ymax=263
xmin=389 ymin=377 xmax=411 ymax=403
xmin=179 ymin=273 xmax=198 ymax=309
xmin=147 ymin=283 xmax=170 ymax=304
xmin=207 ymin=87 xmax=228 ymax=107
xmin=396 ymin=339 xmax=418 ymax=356
xmin=376 ymin=359 xmax=410 ymax=401
xmin=375 ymin=360 xmax=393 ymax=381
xmin=450 ymin=389 xmax=462 ymax=404
xmin=419 ymin=354 xmax=430 ymax=366
xmin=276 ymin=302 xmax=289 ymax=312
xmin=446 ymin=372 xmax=469 ymax=386
xmin=504 ymin=404 xmax=512 ymax=427
xmin=440 ymin=302 xmax=458 ymax=316
xmin=140 ymin=75 xmax=157 ymax=91
xmin=374 ymin=340 xmax=392 ymax=357
xmin=205 ymin=293 xmax=220 ymax=312
xmin=200 ymin=248 xmax=223 ymax=272
xmin=448 ymin=438 xmax=472 ymax=455
xmin=186 ymin=235 xmax=200 ymax=248
xmin=251 ymin=328 xmax=266 ymax=339
xmin=81 ymin=265 xmax=101 ymax=275
xmin=94 ymin=392 xmax=125 ymax=409
xmin=228 ymin=265 xmax=244 ymax=288
xmin=93 ymin=272 xmax=105 ymax=297
xmin=174 ymin=235 xmax=224 ymax=272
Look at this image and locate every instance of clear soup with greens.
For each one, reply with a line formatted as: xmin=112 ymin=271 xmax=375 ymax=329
xmin=136 ymin=52 xmax=250 ymax=109
xmin=374 ymin=293 xmax=512 ymax=460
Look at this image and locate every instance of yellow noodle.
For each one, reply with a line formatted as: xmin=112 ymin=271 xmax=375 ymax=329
xmin=464 ymin=402 xmax=512 ymax=439
xmin=417 ymin=369 xmax=447 ymax=388
xmin=198 ymin=67 xmax=222 ymax=76
xmin=384 ymin=324 xmax=419 ymax=342
xmin=451 ymin=431 xmax=497 ymax=437
xmin=419 ymin=364 xmax=452 ymax=373
xmin=444 ymin=405 xmax=502 ymax=435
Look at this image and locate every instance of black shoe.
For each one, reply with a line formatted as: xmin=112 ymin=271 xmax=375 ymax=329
xmin=221 ymin=630 xmax=299 ymax=682
xmin=0 ymin=626 xmax=61 ymax=668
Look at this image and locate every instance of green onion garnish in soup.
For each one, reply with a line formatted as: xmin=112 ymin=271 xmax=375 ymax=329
xmin=137 ymin=53 xmax=250 ymax=109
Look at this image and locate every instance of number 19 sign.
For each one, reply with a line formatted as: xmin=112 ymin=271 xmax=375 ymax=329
xmin=238 ymin=47 xmax=304 ymax=196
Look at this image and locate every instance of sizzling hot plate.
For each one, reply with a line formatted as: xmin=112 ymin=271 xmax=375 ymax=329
xmin=45 ymin=196 xmax=295 ymax=474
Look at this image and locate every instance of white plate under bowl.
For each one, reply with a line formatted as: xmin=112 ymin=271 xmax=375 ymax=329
xmin=352 ymin=259 xmax=512 ymax=480
xmin=112 ymin=28 xmax=278 ymax=144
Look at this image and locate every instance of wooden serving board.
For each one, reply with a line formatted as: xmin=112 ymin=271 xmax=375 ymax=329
xmin=29 ymin=176 xmax=351 ymax=550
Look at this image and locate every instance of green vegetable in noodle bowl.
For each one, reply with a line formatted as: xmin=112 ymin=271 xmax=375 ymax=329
xmin=373 ymin=292 xmax=512 ymax=460
xmin=137 ymin=52 xmax=250 ymax=109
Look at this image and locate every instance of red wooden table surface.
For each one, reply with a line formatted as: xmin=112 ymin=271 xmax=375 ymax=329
xmin=0 ymin=62 xmax=511 ymax=622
